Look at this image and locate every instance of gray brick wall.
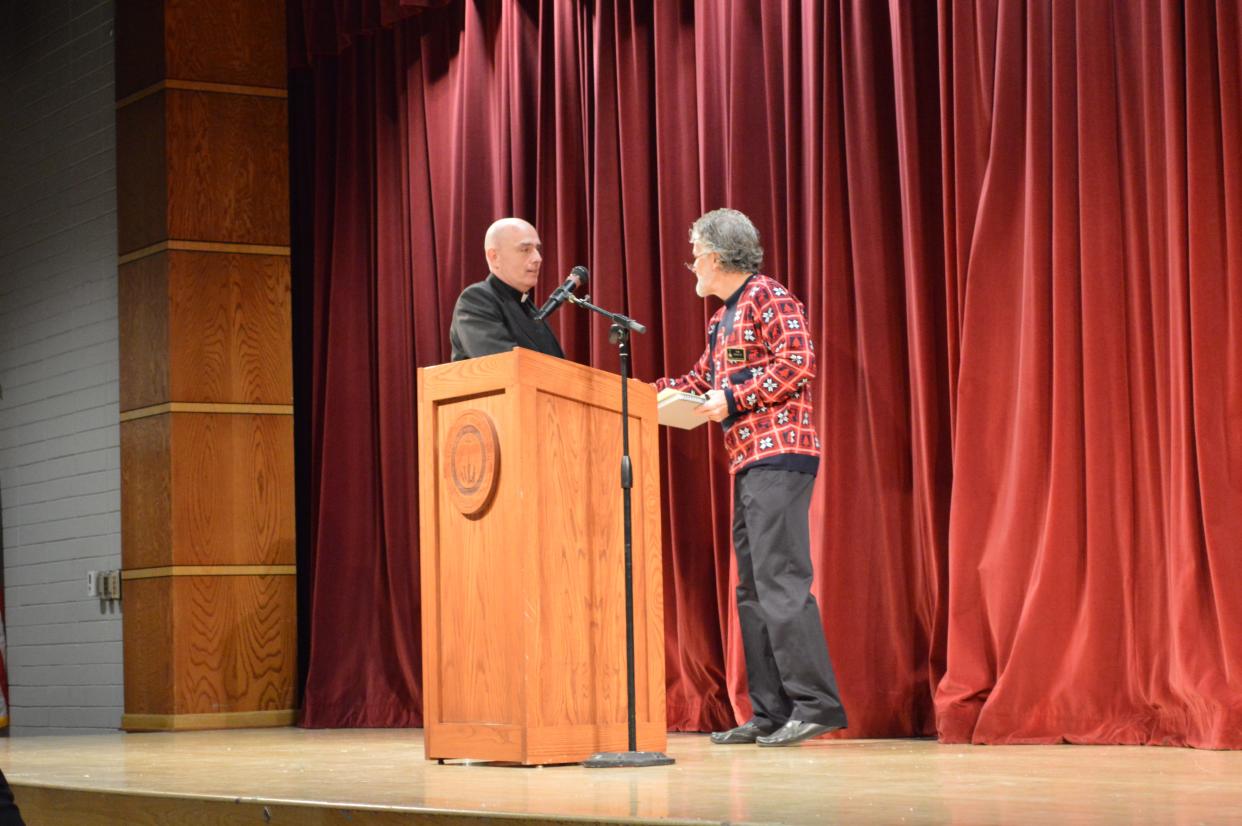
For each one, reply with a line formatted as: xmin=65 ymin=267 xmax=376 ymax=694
xmin=0 ymin=0 xmax=122 ymax=735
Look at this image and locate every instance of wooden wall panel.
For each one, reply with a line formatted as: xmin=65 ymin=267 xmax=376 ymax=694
xmin=122 ymin=577 xmax=174 ymax=714
xmin=115 ymin=91 xmax=168 ymax=255
xmin=114 ymin=0 xmax=166 ymax=100
xmin=121 ymin=416 xmax=173 ymax=571
xmin=170 ymin=574 xmax=297 ymax=714
xmin=119 ymin=253 xmax=171 ymax=412
xmin=117 ymin=0 xmax=296 ymax=729
xmin=166 ymin=90 xmax=289 ymax=245
xmin=170 ymin=413 xmax=295 ymax=567
xmin=116 ymin=0 xmax=286 ymax=97
xmin=118 ymin=251 xmax=292 ymax=409
xmin=169 ymin=251 xmax=292 ymax=404
xmin=123 ymin=413 xmax=293 ymax=570
xmin=165 ymin=0 xmax=287 ymax=89
xmin=123 ymin=575 xmax=296 ymax=717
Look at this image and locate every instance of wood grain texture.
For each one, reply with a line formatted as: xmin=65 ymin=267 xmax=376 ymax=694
xmin=121 ymin=403 xmax=293 ymax=421
xmin=165 ymin=0 xmax=287 ymax=89
xmin=165 ymin=80 xmax=288 ymax=98
xmin=122 ymin=570 xmax=174 ymax=714
xmin=119 ymin=254 xmax=171 ymax=412
xmin=418 ymin=349 xmax=665 ymax=765
xmin=118 ymin=81 xmax=288 ymax=110
xmin=116 ymin=90 xmax=168 ymax=254
xmin=170 ymin=412 xmax=295 ymax=566
xmin=531 ymin=391 xmax=623 ymax=727
xmin=423 ymin=723 xmax=523 ymax=765
xmin=122 ymin=412 xmax=294 ymax=569
xmin=173 ymin=573 xmax=296 ymax=715
xmin=123 ymin=574 xmax=297 ymax=719
xmin=121 ymin=416 xmax=173 ymax=571
xmin=168 ymin=250 xmax=292 ymax=404
xmin=114 ymin=0 xmax=297 ymax=735
xmin=431 ymin=393 xmax=522 ymax=728
xmin=524 ymin=723 xmax=668 ymax=765
xmin=120 ymin=251 xmax=290 ymax=410
xmin=416 ymin=368 xmax=442 ymax=757
xmin=115 ymin=0 xmax=286 ymax=100
xmin=121 ymin=709 xmax=297 ymax=731
xmin=124 ymin=565 xmax=297 ymax=580
xmin=530 ymin=392 xmax=656 ymax=728
xmin=166 ymin=89 xmax=289 ymax=246
xmin=120 ymin=239 xmax=291 ymax=265
xmin=114 ymin=0 xmax=166 ymax=101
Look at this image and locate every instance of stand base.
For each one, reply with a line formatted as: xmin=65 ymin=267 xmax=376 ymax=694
xmin=582 ymin=751 xmax=675 ymax=768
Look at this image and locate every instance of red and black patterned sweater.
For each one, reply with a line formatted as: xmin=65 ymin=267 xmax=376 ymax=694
xmin=656 ymin=274 xmax=820 ymax=476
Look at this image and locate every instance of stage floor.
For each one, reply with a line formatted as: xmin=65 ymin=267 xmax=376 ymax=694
xmin=1 ymin=728 xmax=1240 ymax=824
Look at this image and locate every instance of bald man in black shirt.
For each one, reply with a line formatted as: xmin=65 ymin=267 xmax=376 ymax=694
xmin=449 ymin=218 xmax=565 ymax=362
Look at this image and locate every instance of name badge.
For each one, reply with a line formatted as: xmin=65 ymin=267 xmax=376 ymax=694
xmin=726 ymin=347 xmax=746 ymax=364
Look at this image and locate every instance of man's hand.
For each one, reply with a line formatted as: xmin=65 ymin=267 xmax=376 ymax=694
xmin=696 ymin=389 xmax=729 ymax=422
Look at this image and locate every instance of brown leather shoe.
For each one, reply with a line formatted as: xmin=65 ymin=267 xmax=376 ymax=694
xmin=709 ymin=720 xmax=775 ymax=745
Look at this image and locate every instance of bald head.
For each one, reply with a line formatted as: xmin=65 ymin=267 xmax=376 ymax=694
xmin=484 ymin=218 xmax=535 ymax=252
xmin=484 ymin=217 xmax=543 ymax=294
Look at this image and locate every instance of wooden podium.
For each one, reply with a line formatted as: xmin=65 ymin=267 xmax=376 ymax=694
xmin=416 ymin=349 xmax=667 ymax=765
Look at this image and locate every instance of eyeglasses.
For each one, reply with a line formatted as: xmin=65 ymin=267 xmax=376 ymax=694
xmin=684 ymin=251 xmax=714 ymax=272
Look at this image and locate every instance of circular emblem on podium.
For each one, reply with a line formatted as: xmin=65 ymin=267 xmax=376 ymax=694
xmin=443 ymin=410 xmax=500 ymax=518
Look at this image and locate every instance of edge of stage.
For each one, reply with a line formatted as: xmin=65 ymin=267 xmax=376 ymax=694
xmin=2 ymin=727 xmax=1240 ymax=825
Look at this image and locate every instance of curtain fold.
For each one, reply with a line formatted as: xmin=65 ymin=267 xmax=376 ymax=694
xmin=292 ymin=0 xmax=1242 ymax=748
xmin=932 ymin=1 xmax=1242 ymax=748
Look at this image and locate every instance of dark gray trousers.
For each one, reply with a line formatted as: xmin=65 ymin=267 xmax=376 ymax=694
xmin=733 ymin=468 xmax=847 ymax=729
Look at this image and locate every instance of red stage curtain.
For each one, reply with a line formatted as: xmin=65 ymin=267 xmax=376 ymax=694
xmin=934 ymin=1 xmax=1242 ymax=747
xmin=291 ymin=1 xmax=1242 ymax=748
xmin=290 ymin=0 xmax=451 ymax=57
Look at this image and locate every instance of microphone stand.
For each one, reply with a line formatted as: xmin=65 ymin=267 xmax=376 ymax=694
xmin=567 ymin=294 xmax=673 ymax=769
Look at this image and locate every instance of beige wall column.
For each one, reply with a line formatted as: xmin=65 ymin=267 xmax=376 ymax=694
xmin=114 ymin=0 xmax=296 ymax=731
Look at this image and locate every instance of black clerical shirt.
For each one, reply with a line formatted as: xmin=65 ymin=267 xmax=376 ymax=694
xmin=448 ymin=273 xmax=565 ymax=362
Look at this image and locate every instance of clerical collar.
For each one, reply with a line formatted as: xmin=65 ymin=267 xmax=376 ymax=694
xmin=487 ymin=272 xmax=531 ymax=303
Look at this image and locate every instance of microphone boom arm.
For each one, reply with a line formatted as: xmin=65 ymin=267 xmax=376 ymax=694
xmin=564 ymin=293 xmax=646 ymax=336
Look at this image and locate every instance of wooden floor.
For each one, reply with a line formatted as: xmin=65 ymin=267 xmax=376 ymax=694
xmin=1 ymin=728 xmax=1240 ymax=824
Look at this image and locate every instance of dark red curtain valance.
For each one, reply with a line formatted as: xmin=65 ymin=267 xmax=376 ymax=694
xmin=289 ymin=0 xmax=450 ymax=63
xmin=291 ymin=0 xmax=1242 ymax=748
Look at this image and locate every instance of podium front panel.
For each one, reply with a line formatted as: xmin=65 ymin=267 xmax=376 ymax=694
xmin=526 ymin=389 xmax=655 ymax=725
xmin=418 ymin=350 xmax=666 ymax=764
xmin=432 ymin=389 xmax=524 ymax=729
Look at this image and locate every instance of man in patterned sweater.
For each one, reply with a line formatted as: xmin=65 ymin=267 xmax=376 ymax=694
xmin=656 ymin=208 xmax=848 ymax=747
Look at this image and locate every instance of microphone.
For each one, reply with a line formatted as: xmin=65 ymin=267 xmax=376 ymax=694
xmin=533 ymin=265 xmax=589 ymax=321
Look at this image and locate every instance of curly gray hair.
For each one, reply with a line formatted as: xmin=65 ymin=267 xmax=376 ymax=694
xmin=690 ymin=208 xmax=764 ymax=273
